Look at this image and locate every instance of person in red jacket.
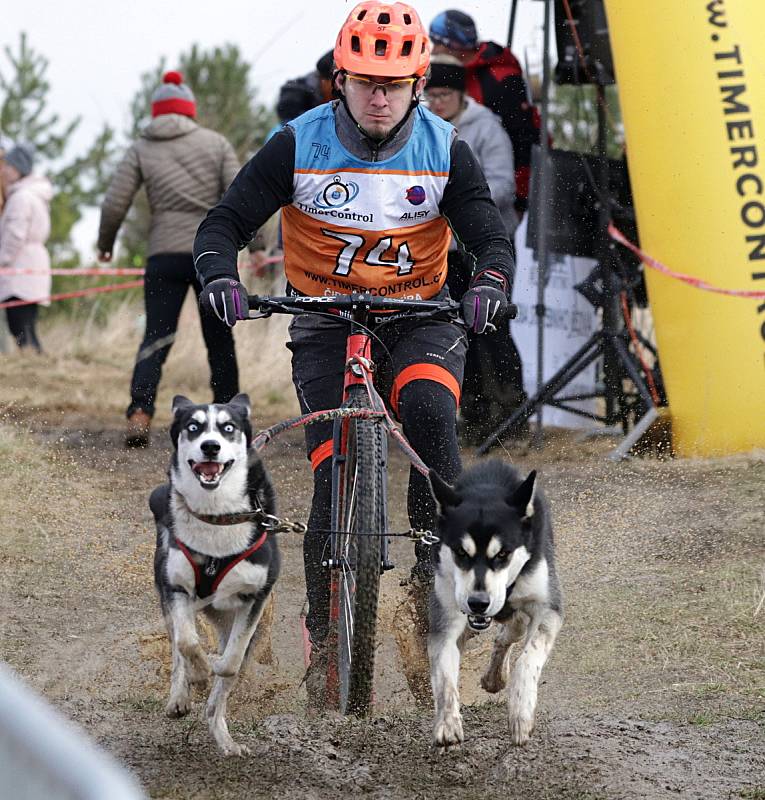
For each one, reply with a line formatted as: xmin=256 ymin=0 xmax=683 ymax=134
xmin=429 ymin=9 xmax=541 ymax=216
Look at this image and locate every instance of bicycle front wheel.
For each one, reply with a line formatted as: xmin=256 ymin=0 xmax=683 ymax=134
xmin=333 ymin=386 xmax=387 ymax=716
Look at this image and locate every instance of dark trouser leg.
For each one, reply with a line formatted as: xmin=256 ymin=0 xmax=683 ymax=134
xmin=304 ymin=458 xmax=333 ymax=643
xmin=461 ymin=323 xmax=527 ymax=442
xmin=398 ymin=381 xmax=462 ymax=576
xmin=392 ymin=380 xmax=462 ymax=705
xmin=6 ymin=302 xmax=42 ymax=352
xmin=195 ymin=275 xmax=239 ymax=404
xmin=386 ymin=316 xmax=466 ymax=567
xmin=445 ymin=246 xmax=526 ymax=440
xmin=127 ymin=254 xmax=191 ymax=418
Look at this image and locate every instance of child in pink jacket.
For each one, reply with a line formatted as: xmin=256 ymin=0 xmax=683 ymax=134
xmin=0 ymin=143 xmax=53 ymax=352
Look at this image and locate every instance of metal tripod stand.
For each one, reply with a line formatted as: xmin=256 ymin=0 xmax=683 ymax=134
xmin=477 ymin=83 xmax=662 ymax=456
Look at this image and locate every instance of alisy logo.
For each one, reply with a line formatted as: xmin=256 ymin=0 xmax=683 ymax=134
xmin=405 ymin=185 xmax=426 ymax=205
xmin=314 ymin=175 xmax=359 ymax=209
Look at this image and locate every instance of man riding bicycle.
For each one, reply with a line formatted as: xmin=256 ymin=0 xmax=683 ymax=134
xmin=193 ymin=1 xmax=515 ymax=705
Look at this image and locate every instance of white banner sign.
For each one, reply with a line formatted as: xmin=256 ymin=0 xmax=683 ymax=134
xmin=512 ymin=216 xmax=600 ymax=429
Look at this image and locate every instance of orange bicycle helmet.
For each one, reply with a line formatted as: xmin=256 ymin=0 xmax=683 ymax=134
xmin=334 ymin=2 xmax=431 ymax=78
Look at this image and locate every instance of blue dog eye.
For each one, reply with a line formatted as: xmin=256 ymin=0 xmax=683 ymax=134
xmin=223 ymin=423 xmax=235 ymax=433
xmin=188 ymin=423 xmax=198 ymax=432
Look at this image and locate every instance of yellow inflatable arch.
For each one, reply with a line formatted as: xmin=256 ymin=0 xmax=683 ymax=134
xmin=604 ymin=0 xmax=765 ymax=455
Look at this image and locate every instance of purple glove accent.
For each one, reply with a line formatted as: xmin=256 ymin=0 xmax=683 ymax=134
xmin=460 ymin=284 xmax=508 ymax=334
xmin=231 ymin=281 xmax=242 ymax=319
xmin=199 ymin=277 xmax=248 ymax=327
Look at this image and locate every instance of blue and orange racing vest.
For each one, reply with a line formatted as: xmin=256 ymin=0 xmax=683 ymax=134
xmin=283 ymin=103 xmax=454 ymax=300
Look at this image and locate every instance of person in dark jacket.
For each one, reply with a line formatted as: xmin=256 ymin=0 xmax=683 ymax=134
xmin=274 ymin=49 xmax=335 ymax=124
xmin=426 ymin=56 xmax=527 ymax=444
xmin=429 ymin=8 xmax=541 ymax=216
xmin=98 ymin=71 xmax=241 ymax=447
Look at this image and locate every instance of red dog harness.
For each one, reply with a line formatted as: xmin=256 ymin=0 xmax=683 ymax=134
xmin=174 ymin=529 xmax=268 ymax=600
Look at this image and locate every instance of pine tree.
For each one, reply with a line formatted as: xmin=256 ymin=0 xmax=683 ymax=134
xmin=548 ymin=83 xmax=623 ymax=158
xmin=180 ymin=44 xmax=275 ymax=162
xmin=0 ymin=33 xmax=116 ymax=260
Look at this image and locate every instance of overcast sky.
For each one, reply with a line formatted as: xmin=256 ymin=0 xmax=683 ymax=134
xmin=2 ymin=0 xmax=547 ymax=254
xmin=3 ymin=0 xmax=547 ymax=150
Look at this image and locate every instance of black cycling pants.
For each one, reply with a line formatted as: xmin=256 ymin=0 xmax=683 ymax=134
xmin=5 ymin=300 xmax=41 ymax=352
xmin=127 ymin=253 xmax=239 ymax=417
xmin=287 ymin=313 xmax=467 ymax=643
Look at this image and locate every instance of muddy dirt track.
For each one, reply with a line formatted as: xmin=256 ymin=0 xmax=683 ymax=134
xmin=1 ymin=348 xmax=764 ymax=800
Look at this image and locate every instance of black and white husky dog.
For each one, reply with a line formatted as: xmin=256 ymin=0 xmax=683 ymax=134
xmin=150 ymin=394 xmax=280 ymax=756
xmin=427 ymin=459 xmax=563 ymax=748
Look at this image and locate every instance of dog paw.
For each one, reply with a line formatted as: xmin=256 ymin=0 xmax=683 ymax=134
xmin=433 ymin=712 xmax=464 ymax=749
xmin=165 ymin=694 xmax=191 ymax=718
xmin=215 ymin=735 xmax=251 ymax=757
xmin=219 ymin=739 xmax=251 ymax=758
xmin=508 ymin=710 xmax=535 ymax=745
xmin=480 ymin=667 xmax=506 ymax=694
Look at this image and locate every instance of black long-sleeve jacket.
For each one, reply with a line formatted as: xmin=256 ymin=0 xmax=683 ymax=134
xmin=193 ymin=101 xmax=515 ymax=293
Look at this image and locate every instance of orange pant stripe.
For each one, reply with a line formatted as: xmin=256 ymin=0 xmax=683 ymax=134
xmin=390 ymin=363 xmax=461 ymax=417
xmin=310 ymin=439 xmax=334 ymax=471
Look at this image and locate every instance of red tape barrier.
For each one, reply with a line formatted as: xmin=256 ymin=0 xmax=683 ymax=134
xmin=0 ymin=254 xmax=285 ymax=309
xmin=608 ymin=223 xmax=765 ymax=299
xmin=0 ymin=267 xmax=146 ymax=276
xmin=0 ymin=280 xmax=144 ymax=310
xmin=0 ymin=255 xmax=283 ymax=278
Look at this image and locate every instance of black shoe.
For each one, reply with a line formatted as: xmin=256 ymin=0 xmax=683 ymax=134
xmin=125 ymin=410 xmax=151 ymax=448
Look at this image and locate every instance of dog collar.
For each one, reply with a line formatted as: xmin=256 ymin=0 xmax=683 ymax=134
xmin=174 ymin=489 xmax=265 ymax=526
xmin=186 ymin=508 xmax=267 ymax=526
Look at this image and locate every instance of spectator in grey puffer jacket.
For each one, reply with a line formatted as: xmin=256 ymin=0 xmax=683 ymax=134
xmin=98 ymin=71 xmax=241 ymax=447
xmin=426 ymin=55 xmax=527 ymax=443
xmin=427 ymin=55 xmax=517 ymax=237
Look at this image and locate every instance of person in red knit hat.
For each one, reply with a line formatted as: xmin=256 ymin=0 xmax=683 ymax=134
xmin=98 ymin=71 xmax=241 ymax=447
xmin=150 ymin=70 xmax=197 ymax=118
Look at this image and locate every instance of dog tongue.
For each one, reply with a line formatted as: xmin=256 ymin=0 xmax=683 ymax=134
xmin=195 ymin=462 xmax=222 ymax=478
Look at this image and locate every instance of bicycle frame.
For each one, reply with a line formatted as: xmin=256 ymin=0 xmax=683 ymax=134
xmin=325 ymin=308 xmax=390 ymax=707
xmin=247 ymin=292 xmax=461 ymax=711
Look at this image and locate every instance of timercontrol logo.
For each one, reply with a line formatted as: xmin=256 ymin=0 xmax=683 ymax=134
xmin=405 ymin=185 xmax=426 ymax=205
xmin=314 ymin=176 xmax=359 ymax=209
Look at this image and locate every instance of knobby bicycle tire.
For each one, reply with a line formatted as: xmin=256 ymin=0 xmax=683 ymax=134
xmin=335 ymin=385 xmax=387 ymax=716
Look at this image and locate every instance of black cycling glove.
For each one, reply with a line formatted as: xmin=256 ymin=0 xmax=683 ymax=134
xmin=461 ymin=269 xmax=511 ymax=334
xmin=199 ymin=278 xmax=249 ymax=327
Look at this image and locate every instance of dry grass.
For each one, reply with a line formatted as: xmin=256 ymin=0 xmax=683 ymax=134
xmin=6 ymin=286 xmax=299 ymax=427
xmin=2 ymin=316 xmax=765 ymax=796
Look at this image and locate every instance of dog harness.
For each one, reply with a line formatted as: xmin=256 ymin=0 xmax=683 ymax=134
xmin=174 ymin=529 xmax=267 ymax=600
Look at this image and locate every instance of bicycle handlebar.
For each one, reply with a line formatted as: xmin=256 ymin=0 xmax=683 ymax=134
xmin=246 ymin=293 xmax=462 ymax=318
xmin=246 ymin=292 xmax=518 ymax=320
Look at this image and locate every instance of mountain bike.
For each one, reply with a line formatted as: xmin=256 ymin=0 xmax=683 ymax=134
xmin=247 ymin=292 xmax=461 ymax=715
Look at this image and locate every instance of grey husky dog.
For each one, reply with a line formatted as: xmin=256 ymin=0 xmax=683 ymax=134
xmin=150 ymin=394 xmax=280 ymax=756
xmin=427 ymin=459 xmax=563 ymax=748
